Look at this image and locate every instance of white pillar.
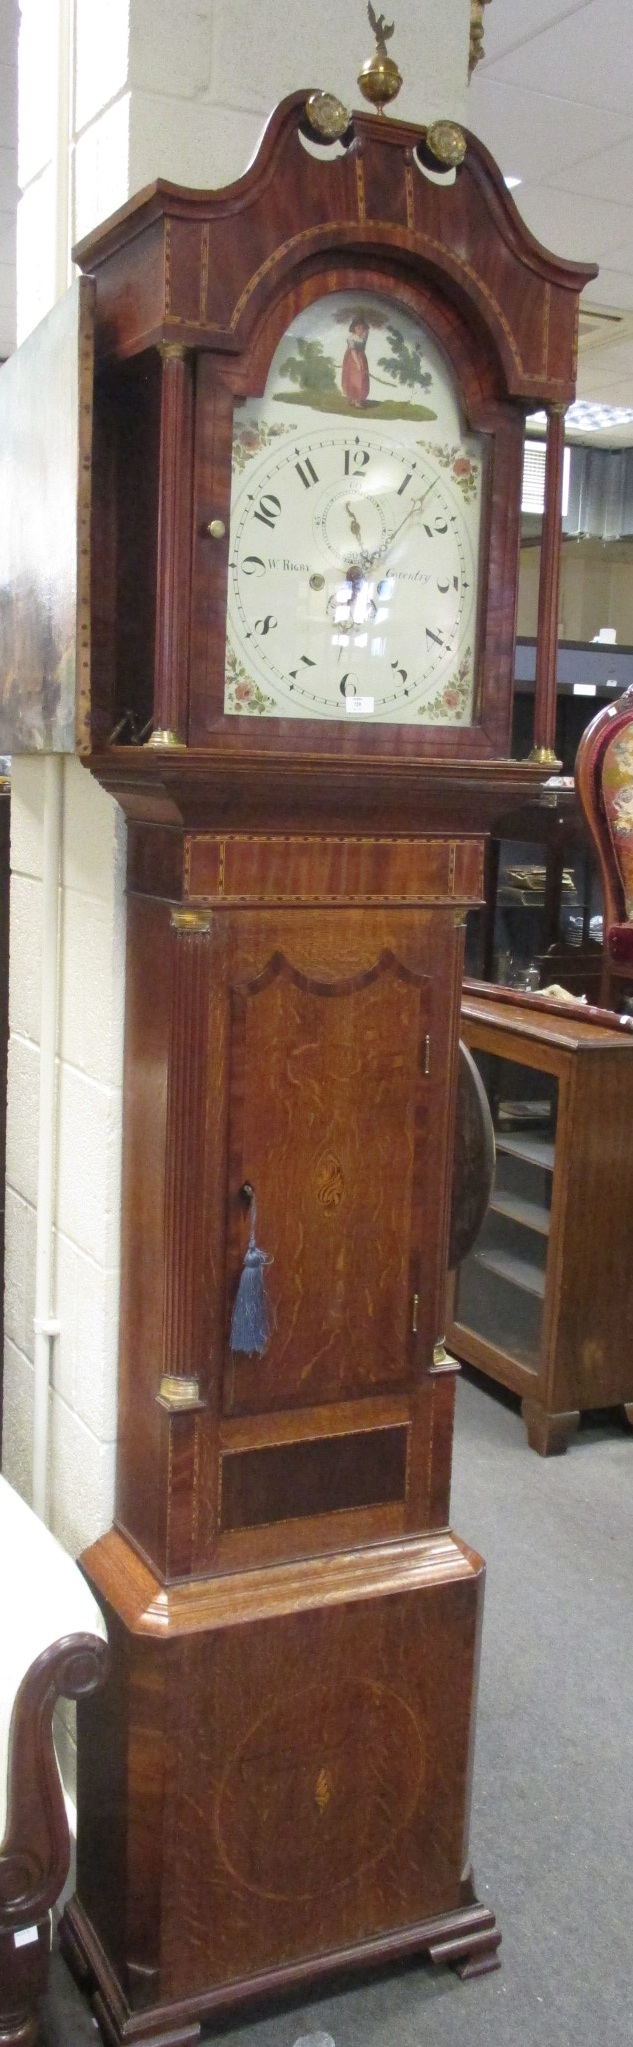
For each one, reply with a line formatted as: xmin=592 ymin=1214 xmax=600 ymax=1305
xmin=0 ymin=0 xmax=17 ymax=360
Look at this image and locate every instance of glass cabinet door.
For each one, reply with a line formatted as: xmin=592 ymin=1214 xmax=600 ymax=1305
xmin=454 ymin=1051 xmax=558 ymax=1369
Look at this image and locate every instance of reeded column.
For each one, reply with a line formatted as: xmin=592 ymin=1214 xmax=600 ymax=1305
xmin=530 ymin=403 xmax=566 ymax=765
xmin=150 ymin=343 xmax=194 ymax=748
xmin=156 ymin=908 xmax=213 ymax=1579
xmin=159 ymin=910 xmax=213 ymax=1404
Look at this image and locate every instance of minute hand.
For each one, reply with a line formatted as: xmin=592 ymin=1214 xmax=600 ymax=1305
xmin=361 ymin=478 xmax=438 ymax=575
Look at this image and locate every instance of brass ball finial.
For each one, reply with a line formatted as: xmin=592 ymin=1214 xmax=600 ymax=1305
xmin=358 ymin=3 xmax=403 ymax=116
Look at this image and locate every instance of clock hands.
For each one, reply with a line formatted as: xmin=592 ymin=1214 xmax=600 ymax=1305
xmin=326 ymin=476 xmax=446 ymax=657
xmin=334 ymin=476 xmax=440 ymax=588
xmin=363 ymin=477 xmax=438 ymax=575
xmin=345 ymin=500 xmax=365 ymax=550
xmin=388 ymin=478 xmax=437 ymax=546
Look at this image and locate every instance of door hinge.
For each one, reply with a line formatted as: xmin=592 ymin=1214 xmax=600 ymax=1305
xmin=423 ymin=1033 xmax=430 ymax=1077
xmin=411 ymin=1293 xmax=419 ymax=1335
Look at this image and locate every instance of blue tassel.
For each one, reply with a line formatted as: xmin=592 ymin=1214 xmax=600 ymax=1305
xmin=230 ymin=1200 xmax=273 ymax=1356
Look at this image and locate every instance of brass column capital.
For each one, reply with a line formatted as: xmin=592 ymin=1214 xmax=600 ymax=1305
xmin=159 ymin=341 xmax=188 ymax=363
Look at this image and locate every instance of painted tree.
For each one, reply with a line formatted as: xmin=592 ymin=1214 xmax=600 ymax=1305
xmin=278 ymin=338 xmax=338 ymax=395
xmin=378 ymin=326 xmax=432 ymax=393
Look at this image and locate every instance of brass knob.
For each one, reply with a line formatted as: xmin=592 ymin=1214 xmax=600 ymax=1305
xmin=207 ymin=518 xmax=226 ymax=539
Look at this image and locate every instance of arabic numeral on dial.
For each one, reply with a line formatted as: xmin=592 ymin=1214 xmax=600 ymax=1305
xmin=437 ymin=576 xmax=460 ymax=595
xmin=254 ymin=614 xmax=277 ymax=636
xmin=252 ymin=493 xmax=282 ymax=530
xmin=241 ymin=554 xmax=267 ymax=577
xmin=425 ymin=627 xmax=445 ymax=653
xmin=344 ymin=446 xmax=370 ymax=474
xmin=339 ymin=672 xmax=358 ymax=698
xmin=423 ymin=516 xmax=449 ymax=539
xmin=397 ymin=472 xmax=413 ymax=496
xmin=391 ymin=659 xmax=408 ymax=689
xmin=288 ymin=656 xmax=317 ymax=680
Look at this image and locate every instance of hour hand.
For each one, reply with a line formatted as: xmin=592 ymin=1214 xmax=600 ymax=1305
xmin=345 ymin=500 xmax=364 ymax=549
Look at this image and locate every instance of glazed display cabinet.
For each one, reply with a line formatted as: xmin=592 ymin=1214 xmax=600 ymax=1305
xmin=447 ymin=983 xmax=633 ymax=1453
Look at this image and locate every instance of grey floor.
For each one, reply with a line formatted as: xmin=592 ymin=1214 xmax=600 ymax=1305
xmin=43 ymin=1370 xmax=633 ymax=2047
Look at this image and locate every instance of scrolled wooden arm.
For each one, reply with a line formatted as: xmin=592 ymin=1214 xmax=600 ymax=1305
xmin=0 ymin=1632 xmax=109 ymax=1928
xmin=0 ymin=1626 xmax=108 ymax=2047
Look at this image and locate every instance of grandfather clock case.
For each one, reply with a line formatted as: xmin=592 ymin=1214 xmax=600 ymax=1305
xmin=60 ymin=96 xmax=592 ymax=2046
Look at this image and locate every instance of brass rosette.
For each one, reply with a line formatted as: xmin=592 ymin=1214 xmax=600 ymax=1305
xmin=304 ymin=92 xmax=352 ymax=141
xmin=426 ymin=120 xmax=467 ymax=169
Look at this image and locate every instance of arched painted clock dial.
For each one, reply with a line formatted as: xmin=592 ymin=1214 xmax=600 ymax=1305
xmin=224 ymin=291 xmax=486 ymax=726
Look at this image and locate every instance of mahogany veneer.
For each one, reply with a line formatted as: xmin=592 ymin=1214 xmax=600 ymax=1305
xmin=76 ymin=91 xmax=594 ymax=771
xmin=61 ymin=87 xmax=593 ymax=2043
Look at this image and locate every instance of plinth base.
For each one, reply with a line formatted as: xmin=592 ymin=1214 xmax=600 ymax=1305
xmin=62 ymin=1528 xmax=500 ymax=2044
xmin=61 ymin=1886 xmax=500 ymax=2047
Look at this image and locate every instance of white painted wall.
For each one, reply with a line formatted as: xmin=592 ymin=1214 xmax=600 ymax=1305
xmin=0 ymin=0 xmax=17 ymax=357
xmin=4 ymin=0 xmax=471 ymax=1617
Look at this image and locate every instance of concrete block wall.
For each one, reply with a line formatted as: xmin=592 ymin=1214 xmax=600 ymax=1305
xmin=16 ymin=0 xmax=471 ymax=270
xmin=3 ymin=757 xmax=125 ymax=1561
xmin=76 ymin=0 xmax=471 ymax=251
xmin=126 ymin=0 xmax=471 ymax=198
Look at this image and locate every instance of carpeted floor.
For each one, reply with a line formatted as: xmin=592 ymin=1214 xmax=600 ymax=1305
xmin=42 ymin=1368 xmax=633 ymax=2047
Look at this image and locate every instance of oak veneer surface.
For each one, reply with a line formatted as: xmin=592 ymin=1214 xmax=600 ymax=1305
xmin=117 ymin=874 xmax=466 ymax=1582
xmin=73 ymin=1531 xmax=485 ymax=2024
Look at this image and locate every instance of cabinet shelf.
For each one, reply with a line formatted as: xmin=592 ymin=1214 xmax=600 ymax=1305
xmin=475 ymin=1247 xmax=546 ymax=1300
xmin=495 ymin=1132 xmax=555 ymax=1171
xmin=489 ymin=1191 xmax=550 ymax=1236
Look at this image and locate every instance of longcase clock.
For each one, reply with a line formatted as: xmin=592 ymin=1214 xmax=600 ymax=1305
xmin=59 ymin=92 xmax=593 ymax=2047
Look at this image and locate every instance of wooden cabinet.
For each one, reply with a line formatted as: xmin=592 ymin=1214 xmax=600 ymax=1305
xmin=447 ymin=984 xmax=633 ymax=1452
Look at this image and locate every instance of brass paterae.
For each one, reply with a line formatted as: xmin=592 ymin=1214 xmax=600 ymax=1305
xmin=426 ymin=120 xmax=467 ymax=168
xmin=305 ymin=91 xmax=351 ymax=140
